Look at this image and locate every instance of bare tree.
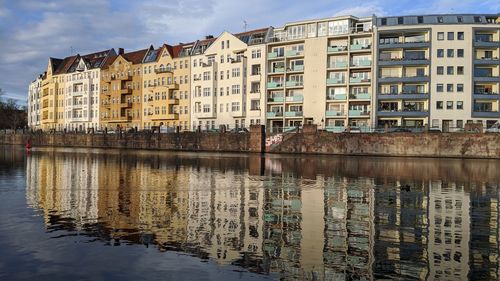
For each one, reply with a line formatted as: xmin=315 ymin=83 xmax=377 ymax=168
xmin=0 ymin=89 xmax=27 ymax=130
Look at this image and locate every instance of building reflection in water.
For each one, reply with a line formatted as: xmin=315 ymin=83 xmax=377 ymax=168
xmin=25 ymin=148 xmax=500 ymax=280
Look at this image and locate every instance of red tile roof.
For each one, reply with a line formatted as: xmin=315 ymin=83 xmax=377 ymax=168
xmin=54 ymin=55 xmax=78 ymax=75
xmin=122 ymin=48 xmax=148 ymax=64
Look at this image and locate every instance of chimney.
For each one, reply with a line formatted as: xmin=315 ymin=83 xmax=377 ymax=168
xmin=205 ymin=35 xmax=214 ymax=39
xmin=118 ymin=48 xmax=124 ymax=55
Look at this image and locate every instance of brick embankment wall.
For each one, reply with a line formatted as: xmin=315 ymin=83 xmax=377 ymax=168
xmin=267 ymin=125 xmax=500 ymax=159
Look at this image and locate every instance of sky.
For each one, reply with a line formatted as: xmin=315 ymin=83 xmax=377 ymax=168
xmin=0 ymin=0 xmax=499 ymax=103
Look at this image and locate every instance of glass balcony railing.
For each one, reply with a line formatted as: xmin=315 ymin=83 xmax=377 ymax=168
xmin=327 ymin=78 xmax=345 ymax=85
xmin=327 ymin=46 xmax=348 ymax=53
xmin=268 ymin=52 xmax=283 ymax=59
xmin=286 ymin=50 xmax=303 ymax=57
xmin=329 ymin=61 xmax=348 ymax=69
xmin=270 ymin=68 xmax=285 ymax=74
xmin=351 ymin=60 xmax=372 ymax=67
xmin=290 ymin=65 xmax=304 ymax=71
xmin=348 ymin=109 xmax=370 ymax=116
xmin=285 ymin=81 xmax=303 ymax=87
xmin=326 ymin=110 xmax=345 ymax=117
xmin=285 ymin=111 xmax=303 ymax=117
xmin=266 ymin=112 xmax=283 ymax=117
xmin=350 ymin=93 xmax=371 ymax=100
xmin=267 ymin=97 xmax=284 ymax=102
xmin=267 ymin=82 xmax=283 ymax=88
xmin=350 ymin=44 xmax=371 ymax=51
xmin=349 ymin=77 xmax=371 ymax=84
xmin=285 ymin=95 xmax=304 ymax=102
xmin=327 ymin=94 xmax=347 ymax=100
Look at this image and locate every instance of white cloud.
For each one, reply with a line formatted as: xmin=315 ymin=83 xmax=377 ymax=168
xmin=333 ymin=3 xmax=386 ymax=17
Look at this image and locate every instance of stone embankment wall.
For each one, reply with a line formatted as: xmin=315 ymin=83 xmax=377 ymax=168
xmin=1 ymin=125 xmax=499 ymax=158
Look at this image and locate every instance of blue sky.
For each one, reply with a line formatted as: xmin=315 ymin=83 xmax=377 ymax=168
xmin=0 ymin=0 xmax=499 ymax=103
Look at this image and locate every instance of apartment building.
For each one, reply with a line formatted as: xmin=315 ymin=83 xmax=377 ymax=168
xmin=28 ymin=74 xmax=43 ymax=130
xmin=266 ymin=16 xmax=374 ymax=132
xmin=100 ymin=48 xmax=148 ymax=130
xmin=190 ymin=28 xmax=270 ymax=131
xmin=140 ymin=43 xmax=193 ymax=131
xmin=374 ymin=14 xmax=500 ymax=130
xmin=63 ymin=49 xmax=115 ymax=131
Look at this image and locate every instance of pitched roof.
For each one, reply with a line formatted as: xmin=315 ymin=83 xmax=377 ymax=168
xmin=122 ymin=48 xmax=148 ymax=64
xmin=53 ymin=55 xmax=78 ymax=75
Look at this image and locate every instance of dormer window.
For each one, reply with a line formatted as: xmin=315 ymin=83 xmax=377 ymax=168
xmin=437 ymin=16 xmax=443 ymax=23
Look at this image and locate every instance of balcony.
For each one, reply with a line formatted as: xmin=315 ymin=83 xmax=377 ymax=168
xmin=328 ymin=61 xmax=348 ymax=69
xmin=268 ymin=96 xmax=284 ymax=103
xmin=474 ymin=58 xmax=500 ymax=65
xmin=474 ymin=40 xmax=500 ymax=48
xmin=327 ymin=94 xmax=347 ymax=101
xmin=349 ymin=77 xmax=371 ymax=84
xmin=328 ymin=46 xmax=348 ymax=53
xmin=378 ymin=41 xmax=430 ymax=50
xmin=72 ymin=90 xmax=85 ymax=96
xmin=473 ymin=92 xmax=500 ymax=100
xmin=285 ymin=95 xmax=304 ymax=102
xmin=269 ymin=68 xmax=285 ymax=74
xmin=289 ymin=65 xmax=304 ymax=72
xmin=120 ymin=88 xmax=133 ymax=94
xmin=377 ymin=109 xmax=429 ymax=117
xmin=351 ymin=60 xmax=372 ymax=67
xmin=117 ymin=74 xmax=132 ymax=81
xmin=285 ymin=81 xmax=303 ymax=88
xmin=474 ymin=76 xmax=500 ymax=83
xmin=325 ymin=126 xmax=345 ymax=132
xmin=348 ymin=110 xmax=370 ymax=117
xmin=268 ymin=52 xmax=284 ymax=59
xmin=350 ymin=44 xmax=371 ymax=52
xmin=326 ymin=110 xmax=345 ymax=117
xmin=350 ymin=93 xmax=371 ymax=100
xmin=286 ymin=50 xmax=303 ymax=57
xmin=327 ymin=78 xmax=346 ymax=85
xmin=285 ymin=111 xmax=303 ymax=117
xmin=378 ymin=75 xmax=429 ymax=83
xmin=266 ymin=112 xmax=283 ymax=118
xmin=378 ymin=93 xmax=429 ymax=100
xmin=378 ymin=58 xmax=429 ymax=66
xmin=472 ymin=110 xmax=500 ymax=118
xmin=267 ymin=82 xmax=284 ymax=89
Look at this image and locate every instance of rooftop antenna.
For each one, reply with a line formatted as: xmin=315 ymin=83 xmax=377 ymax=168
xmin=243 ymin=20 xmax=248 ymax=32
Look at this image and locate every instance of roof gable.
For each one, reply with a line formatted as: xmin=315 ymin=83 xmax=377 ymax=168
xmin=203 ymin=31 xmax=247 ymax=55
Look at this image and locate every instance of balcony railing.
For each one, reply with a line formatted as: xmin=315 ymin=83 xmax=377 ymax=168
xmin=289 ymin=65 xmax=304 ymax=72
xmin=350 ymin=44 xmax=371 ymax=51
xmin=285 ymin=111 xmax=303 ymax=117
xmin=327 ymin=78 xmax=346 ymax=85
xmin=269 ymin=68 xmax=285 ymax=74
xmin=327 ymin=94 xmax=347 ymax=101
xmin=377 ymin=109 xmax=429 ymax=117
xmin=326 ymin=110 xmax=345 ymax=117
xmin=285 ymin=95 xmax=304 ymax=102
xmin=285 ymin=81 xmax=303 ymax=87
xmin=349 ymin=77 xmax=371 ymax=84
xmin=351 ymin=60 xmax=372 ymax=67
xmin=328 ymin=61 xmax=348 ymax=69
xmin=378 ymin=92 xmax=429 ymax=100
xmin=378 ymin=41 xmax=430 ymax=49
xmin=154 ymin=68 xmax=173 ymax=74
xmin=268 ymin=96 xmax=284 ymax=103
xmin=268 ymin=52 xmax=284 ymax=59
xmin=348 ymin=110 xmax=370 ymax=117
xmin=327 ymin=46 xmax=348 ymax=53
xmin=286 ymin=50 xmax=303 ymax=57
xmin=267 ymin=82 xmax=284 ymax=89
xmin=266 ymin=112 xmax=284 ymax=118
xmin=349 ymin=93 xmax=371 ymax=100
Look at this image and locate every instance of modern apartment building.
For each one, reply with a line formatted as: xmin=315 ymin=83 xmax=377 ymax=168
xmin=374 ymin=14 xmax=500 ymax=130
xmin=29 ymin=13 xmax=500 ymax=132
xmin=63 ymin=49 xmax=115 ymax=131
xmin=266 ymin=16 xmax=374 ymax=132
xmin=100 ymin=48 xmax=148 ymax=130
xmin=190 ymin=28 xmax=270 ymax=131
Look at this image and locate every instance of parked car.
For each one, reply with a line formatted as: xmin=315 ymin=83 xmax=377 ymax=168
xmin=485 ymin=122 xmax=500 ymax=133
xmin=390 ymin=128 xmax=412 ymax=133
xmin=427 ymin=128 xmax=442 ymax=133
xmin=344 ymin=127 xmax=361 ymax=133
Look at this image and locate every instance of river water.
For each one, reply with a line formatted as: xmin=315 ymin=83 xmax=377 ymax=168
xmin=0 ymin=145 xmax=499 ymax=280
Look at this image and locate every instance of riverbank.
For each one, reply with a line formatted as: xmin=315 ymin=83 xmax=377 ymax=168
xmin=1 ymin=125 xmax=499 ymax=159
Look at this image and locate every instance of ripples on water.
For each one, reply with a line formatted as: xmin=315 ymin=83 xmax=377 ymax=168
xmin=0 ymin=146 xmax=499 ymax=280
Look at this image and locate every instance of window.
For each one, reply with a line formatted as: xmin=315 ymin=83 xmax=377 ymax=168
xmin=437 ymin=49 xmax=444 ymax=57
xmin=447 ymin=49 xmax=454 ymax=58
xmin=250 ymin=100 xmax=260 ymax=110
xmin=474 ymin=16 xmax=481 ymax=23
xmin=457 ymin=84 xmax=464 ymax=92
xmin=437 ymin=16 xmax=443 ymax=23
xmin=251 ymin=50 xmax=261 ymax=59
xmin=457 ymin=66 xmax=464 ymax=75
xmin=437 ymin=32 xmax=444 ymax=40
xmin=220 ymin=55 xmax=224 ymax=63
xmin=447 ymin=32 xmax=454 ymax=40
xmin=447 ymin=66 xmax=454 ymax=75
xmin=232 ymin=68 xmax=240 ymax=77
xmin=221 ymin=41 xmax=224 ymax=49
xmin=436 ymin=101 xmax=443 ymax=109
xmin=231 ymin=102 xmax=240 ymax=112
xmin=226 ymin=40 xmax=230 ymax=48
xmin=203 ymin=87 xmax=210 ymax=97
xmin=203 ymin=104 xmax=210 ymax=113
xmin=231 ymin=85 xmax=240 ymax=94
xmin=381 ymin=18 xmax=387 ymax=26
xmin=457 ymin=32 xmax=464 ymax=40
xmin=417 ymin=16 xmax=424 ymax=24
xmin=437 ymin=84 xmax=444 ymax=92
xmin=398 ymin=17 xmax=404 ymax=24
xmin=457 ymin=49 xmax=464 ymax=57
xmin=446 ymin=101 xmax=453 ymax=109
xmin=447 ymin=84 xmax=454 ymax=92
xmin=251 ymin=64 xmax=261 ymax=75
xmin=437 ymin=66 xmax=444 ymax=75
xmin=457 ymin=101 xmax=463 ymax=110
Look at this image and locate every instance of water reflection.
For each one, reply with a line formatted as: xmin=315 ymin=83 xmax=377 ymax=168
xmin=23 ymin=148 xmax=500 ymax=280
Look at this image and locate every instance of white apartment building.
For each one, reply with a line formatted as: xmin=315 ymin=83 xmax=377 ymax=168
xmin=28 ymin=75 xmax=43 ymax=130
xmin=190 ymin=29 xmax=270 ymax=131
xmin=64 ymin=49 xmax=115 ymax=131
